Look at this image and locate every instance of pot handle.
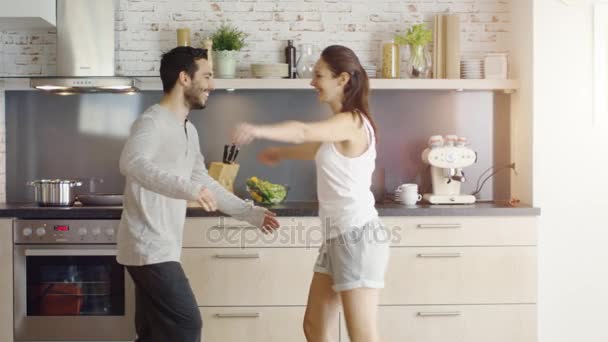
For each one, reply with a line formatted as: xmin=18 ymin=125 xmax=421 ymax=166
xmin=26 ymin=181 xmax=36 ymax=186
xmin=71 ymin=181 xmax=83 ymax=187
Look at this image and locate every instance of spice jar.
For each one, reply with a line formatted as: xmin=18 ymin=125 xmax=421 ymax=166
xmin=381 ymin=40 xmax=400 ymax=79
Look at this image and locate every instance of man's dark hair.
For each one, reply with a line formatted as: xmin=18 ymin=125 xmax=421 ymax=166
xmin=160 ymin=46 xmax=208 ymax=93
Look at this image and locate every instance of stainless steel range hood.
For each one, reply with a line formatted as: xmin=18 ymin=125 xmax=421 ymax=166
xmin=30 ymin=0 xmax=137 ymax=94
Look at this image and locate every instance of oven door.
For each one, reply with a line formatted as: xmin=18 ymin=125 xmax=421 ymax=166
xmin=14 ymin=244 xmax=135 ymax=341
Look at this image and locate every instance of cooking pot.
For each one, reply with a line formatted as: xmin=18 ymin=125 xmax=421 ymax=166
xmin=27 ymin=179 xmax=83 ymax=207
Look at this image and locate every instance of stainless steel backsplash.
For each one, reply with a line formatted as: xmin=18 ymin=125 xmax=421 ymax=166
xmin=6 ymin=89 xmax=507 ymax=203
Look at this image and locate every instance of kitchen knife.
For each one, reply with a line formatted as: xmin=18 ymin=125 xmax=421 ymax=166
xmin=227 ymin=144 xmax=236 ymax=163
xmin=223 ymin=144 xmax=229 ymax=164
xmin=231 ymin=148 xmax=240 ymax=163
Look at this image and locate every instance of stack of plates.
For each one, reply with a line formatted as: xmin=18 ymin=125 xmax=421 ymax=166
xmin=460 ymin=58 xmax=484 ymax=79
xmin=394 ymin=188 xmax=405 ymax=203
xmin=251 ymin=63 xmax=289 ymax=78
xmin=362 ymin=64 xmax=377 ymax=78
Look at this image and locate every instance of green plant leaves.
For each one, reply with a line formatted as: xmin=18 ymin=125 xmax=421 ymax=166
xmin=211 ymin=24 xmax=247 ymax=51
xmin=395 ymin=23 xmax=432 ymax=47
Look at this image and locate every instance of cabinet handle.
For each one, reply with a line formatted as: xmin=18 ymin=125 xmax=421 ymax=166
xmin=417 ymin=224 xmax=462 ymax=229
xmin=417 ymin=311 xmax=461 ymax=317
xmin=210 ymin=225 xmax=258 ymax=230
xmin=215 ymin=313 xmax=261 ymax=318
xmin=214 ymin=253 xmax=260 ymax=259
xmin=416 ymin=252 xmax=462 ymax=258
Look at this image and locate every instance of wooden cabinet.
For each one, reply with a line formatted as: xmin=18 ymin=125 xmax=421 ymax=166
xmin=183 ymin=217 xmax=323 ymax=248
xmin=380 ymin=216 xmax=537 ymax=246
xmin=0 ymin=0 xmax=56 ymax=29
xmin=201 ymin=307 xmax=320 ymax=342
xmin=182 ymin=216 xmax=537 ymax=342
xmin=0 ymin=219 xmax=13 ymax=342
xmin=381 ymin=246 xmax=536 ymax=304
xmin=341 ymin=304 xmax=536 ymax=342
xmin=182 ymin=248 xmax=317 ymax=306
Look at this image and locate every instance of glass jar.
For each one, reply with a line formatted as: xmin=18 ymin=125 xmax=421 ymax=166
xmin=381 ymin=40 xmax=400 ymax=79
xmin=407 ymin=44 xmax=432 ymax=79
xmin=296 ymin=44 xmax=316 ymax=78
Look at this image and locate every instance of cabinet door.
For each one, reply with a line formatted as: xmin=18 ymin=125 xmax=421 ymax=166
xmin=201 ymin=306 xmax=330 ymax=342
xmin=381 ymin=246 xmax=536 ymax=304
xmin=183 ymin=217 xmax=323 ymax=248
xmin=340 ymin=304 xmax=536 ymax=342
xmin=380 ymin=216 xmax=537 ymax=247
xmin=182 ymin=248 xmax=317 ymax=306
xmin=0 ymin=219 xmax=13 ymax=342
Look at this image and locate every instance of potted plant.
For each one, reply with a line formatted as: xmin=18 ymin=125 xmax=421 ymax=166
xmin=395 ymin=23 xmax=433 ymax=78
xmin=210 ymin=24 xmax=246 ymax=79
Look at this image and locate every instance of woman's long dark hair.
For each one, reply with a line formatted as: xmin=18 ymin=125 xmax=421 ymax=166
xmin=320 ymin=45 xmax=378 ymax=139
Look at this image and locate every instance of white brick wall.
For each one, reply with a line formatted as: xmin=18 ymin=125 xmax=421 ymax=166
xmin=0 ymin=0 xmax=511 ymax=77
xmin=0 ymin=0 xmax=511 ymax=201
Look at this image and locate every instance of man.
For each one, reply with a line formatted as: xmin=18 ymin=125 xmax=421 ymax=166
xmin=117 ymin=46 xmax=280 ymax=342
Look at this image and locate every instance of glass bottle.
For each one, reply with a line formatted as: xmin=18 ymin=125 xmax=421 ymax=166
xmin=285 ymin=40 xmax=297 ymax=79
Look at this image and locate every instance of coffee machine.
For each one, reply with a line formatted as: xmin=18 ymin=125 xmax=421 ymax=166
xmin=421 ymin=135 xmax=477 ymax=204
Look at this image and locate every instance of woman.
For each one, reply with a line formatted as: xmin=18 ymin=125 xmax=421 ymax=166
xmin=232 ymin=45 xmax=389 ymax=342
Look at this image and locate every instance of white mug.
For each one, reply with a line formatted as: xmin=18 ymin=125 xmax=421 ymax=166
xmin=403 ymin=191 xmax=422 ymax=205
xmin=398 ymin=183 xmax=418 ymax=192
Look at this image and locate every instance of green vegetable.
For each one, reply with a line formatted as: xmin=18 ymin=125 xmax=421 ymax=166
xmin=246 ymin=177 xmax=287 ymax=204
xmin=395 ymin=23 xmax=432 ymax=47
xmin=211 ymin=24 xmax=246 ymax=51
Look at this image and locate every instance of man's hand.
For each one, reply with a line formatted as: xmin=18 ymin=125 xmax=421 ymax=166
xmin=260 ymin=210 xmax=280 ymax=234
xmin=197 ymin=187 xmax=218 ymax=212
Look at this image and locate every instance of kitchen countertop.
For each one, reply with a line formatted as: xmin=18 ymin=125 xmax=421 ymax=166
xmin=0 ymin=201 xmax=540 ymax=219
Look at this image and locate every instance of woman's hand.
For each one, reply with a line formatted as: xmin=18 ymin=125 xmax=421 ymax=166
xmin=232 ymin=122 xmax=259 ymax=146
xmin=257 ymin=147 xmax=282 ymax=166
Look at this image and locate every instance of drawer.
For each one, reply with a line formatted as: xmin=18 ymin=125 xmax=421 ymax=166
xmin=201 ymin=306 xmax=335 ymax=342
xmin=380 ymin=216 xmax=537 ymax=246
xmin=184 ymin=217 xmax=323 ymax=248
xmin=340 ymin=304 xmax=536 ymax=342
xmin=182 ymin=248 xmax=317 ymax=306
xmin=381 ymin=246 xmax=536 ymax=304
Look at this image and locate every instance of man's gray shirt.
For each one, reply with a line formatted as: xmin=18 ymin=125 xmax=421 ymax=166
xmin=117 ymin=104 xmax=265 ymax=266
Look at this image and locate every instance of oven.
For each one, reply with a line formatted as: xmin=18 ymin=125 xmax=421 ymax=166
xmin=13 ymin=219 xmax=135 ymax=341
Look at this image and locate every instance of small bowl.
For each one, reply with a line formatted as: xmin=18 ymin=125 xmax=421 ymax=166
xmin=246 ymin=185 xmax=289 ymax=205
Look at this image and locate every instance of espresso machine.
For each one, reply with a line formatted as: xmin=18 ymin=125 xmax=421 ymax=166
xmin=421 ymin=135 xmax=477 ymax=204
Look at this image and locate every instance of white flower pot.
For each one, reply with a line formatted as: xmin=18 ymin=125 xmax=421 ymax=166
xmin=212 ymin=50 xmax=239 ymax=79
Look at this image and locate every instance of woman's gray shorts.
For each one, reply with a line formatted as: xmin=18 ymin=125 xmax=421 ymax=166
xmin=313 ymin=218 xmax=390 ymax=292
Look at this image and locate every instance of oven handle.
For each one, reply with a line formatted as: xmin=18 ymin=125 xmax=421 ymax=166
xmin=25 ymin=249 xmax=117 ymax=256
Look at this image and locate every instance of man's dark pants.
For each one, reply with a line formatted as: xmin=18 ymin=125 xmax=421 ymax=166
xmin=126 ymin=261 xmax=202 ymax=342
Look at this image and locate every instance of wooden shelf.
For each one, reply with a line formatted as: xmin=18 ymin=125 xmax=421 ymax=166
xmin=136 ymin=77 xmax=519 ymax=92
xmin=1 ymin=77 xmax=519 ymax=92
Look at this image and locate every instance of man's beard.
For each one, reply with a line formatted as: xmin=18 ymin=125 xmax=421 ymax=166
xmin=184 ymin=84 xmax=206 ymax=110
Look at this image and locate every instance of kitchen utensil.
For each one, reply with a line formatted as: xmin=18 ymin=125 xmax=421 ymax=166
xmin=223 ymin=144 xmax=229 ymax=163
xmin=27 ymin=179 xmax=83 ymax=207
xmin=76 ymin=194 xmax=123 ymax=206
xmin=223 ymin=144 xmax=239 ymax=164
xmin=231 ymin=147 xmax=239 ymax=163
xmin=227 ymin=144 xmax=236 ymax=163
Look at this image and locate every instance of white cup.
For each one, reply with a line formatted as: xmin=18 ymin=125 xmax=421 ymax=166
xmin=403 ymin=192 xmax=422 ymax=205
xmin=398 ymin=184 xmax=421 ymax=205
xmin=398 ymin=183 xmax=418 ymax=192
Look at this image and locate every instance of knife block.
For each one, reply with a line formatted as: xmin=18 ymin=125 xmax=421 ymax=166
xmin=208 ymin=162 xmax=240 ymax=193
